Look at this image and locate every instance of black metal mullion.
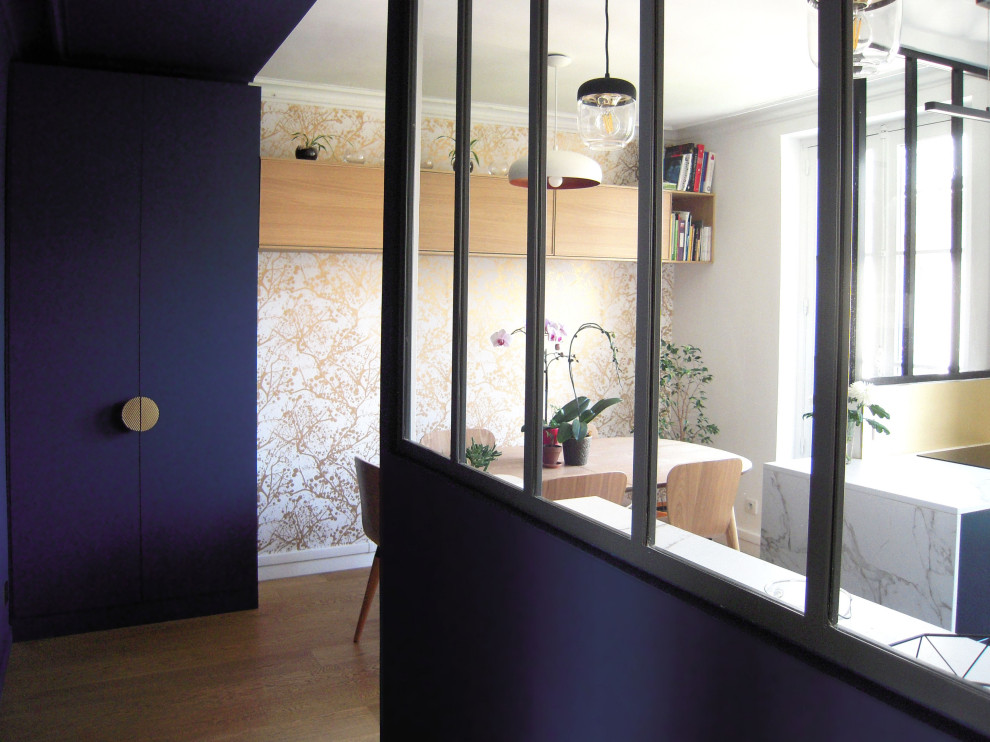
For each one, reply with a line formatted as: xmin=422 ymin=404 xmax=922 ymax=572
xmin=806 ymin=0 xmax=853 ymax=630
xmin=382 ymin=0 xmax=419 ymax=451
xmin=899 ymin=45 xmax=990 ymax=79
xmin=450 ymin=0 xmax=472 ymax=464
xmin=630 ymin=0 xmax=662 ymax=547
xmin=949 ymin=67 xmax=963 ymax=375
xmin=523 ymin=0 xmax=549 ymax=494
xmin=902 ymin=56 xmax=918 ymax=377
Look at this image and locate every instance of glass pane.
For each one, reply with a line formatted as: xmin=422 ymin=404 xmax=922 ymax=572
xmin=839 ymin=58 xmax=990 ymax=695
xmin=960 ymin=82 xmax=990 ymax=372
xmin=412 ymin=0 xmax=458 ymax=452
xmin=912 ymin=120 xmax=953 ymax=375
xmin=461 ymin=0 xmax=529 ymax=486
xmin=651 ymin=0 xmax=818 ymax=609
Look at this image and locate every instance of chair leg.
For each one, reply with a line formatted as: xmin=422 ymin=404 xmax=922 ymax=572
xmin=725 ymin=508 xmax=740 ymax=551
xmin=353 ymin=549 xmax=380 ymax=643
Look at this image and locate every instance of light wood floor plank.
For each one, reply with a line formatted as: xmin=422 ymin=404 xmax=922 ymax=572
xmin=0 ymin=570 xmax=379 ymax=742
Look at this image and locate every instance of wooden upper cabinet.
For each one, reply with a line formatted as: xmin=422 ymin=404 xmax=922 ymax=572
xmin=552 ymin=184 xmax=638 ymax=260
xmin=418 ymin=170 xmax=535 ymax=255
xmin=259 ymin=158 xmax=384 ymax=251
xmin=259 ymin=158 xmax=675 ymax=263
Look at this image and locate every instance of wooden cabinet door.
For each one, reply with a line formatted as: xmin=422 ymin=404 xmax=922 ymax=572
xmin=419 ymin=171 xmax=532 ymax=254
xmin=552 ymin=184 xmax=638 ymax=260
xmin=7 ymin=65 xmax=143 ymax=624
xmin=139 ymin=76 xmax=259 ymax=604
xmin=259 ymin=159 xmax=384 ymax=250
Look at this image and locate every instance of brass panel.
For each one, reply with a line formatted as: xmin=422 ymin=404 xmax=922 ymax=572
xmin=122 ymin=396 xmax=159 ymax=432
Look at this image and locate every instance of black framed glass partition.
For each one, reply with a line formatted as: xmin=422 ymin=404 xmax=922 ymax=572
xmin=382 ymin=0 xmax=990 ymax=735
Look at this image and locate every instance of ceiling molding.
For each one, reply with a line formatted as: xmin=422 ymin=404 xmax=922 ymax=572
xmin=254 ymin=76 xmax=584 ymax=130
xmin=674 ymin=64 xmax=954 ymax=138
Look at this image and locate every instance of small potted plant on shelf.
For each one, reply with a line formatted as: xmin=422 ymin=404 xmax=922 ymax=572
xmin=435 ymin=134 xmax=480 ymax=172
xmin=292 ymin=132 xmax=335 ymax=160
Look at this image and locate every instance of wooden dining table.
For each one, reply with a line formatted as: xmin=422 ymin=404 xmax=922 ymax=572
xmin=486 ymin=436 xmax=752 ymax=489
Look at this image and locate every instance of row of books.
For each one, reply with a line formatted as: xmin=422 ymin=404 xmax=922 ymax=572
xmin=669 ymin=211 xmax=712 ymax=262
xmin=662 ymin=143 xmax=715 ymax=193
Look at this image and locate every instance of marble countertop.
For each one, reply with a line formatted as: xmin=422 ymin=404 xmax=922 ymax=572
xmin=766 ymin=454 xmax=990 ymax=515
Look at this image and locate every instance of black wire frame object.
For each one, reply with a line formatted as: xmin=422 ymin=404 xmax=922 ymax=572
xmin=890 ymin=634 xmax=990 ymax=689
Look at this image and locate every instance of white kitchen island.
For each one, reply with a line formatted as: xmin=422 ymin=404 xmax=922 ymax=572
xmin=761 ymin=453 xmax=990 ymax=633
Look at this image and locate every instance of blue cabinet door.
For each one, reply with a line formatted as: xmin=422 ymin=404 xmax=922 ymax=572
xmin=137 ymin=76 xmax=259 ymax=602
xmin=6 ymin=64 xmax=143 ymax=620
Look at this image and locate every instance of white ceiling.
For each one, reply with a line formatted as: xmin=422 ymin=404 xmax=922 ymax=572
xmin=257 ymin=0 xmax=990 ymax=129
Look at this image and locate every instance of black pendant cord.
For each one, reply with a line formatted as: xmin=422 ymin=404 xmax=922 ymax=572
xmin=604 ymin=0 xmax=611 ymax=78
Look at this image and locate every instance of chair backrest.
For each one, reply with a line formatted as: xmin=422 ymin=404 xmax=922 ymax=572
xmin=542 ymin=471 xmax=628 ymax=505
xmin=665 ymin=459 xmax=742 ymax=540
xmin=419 ymin=427 xmax=496 ymax=457
xmin=354 ymin=457 xmax=381 ymax=546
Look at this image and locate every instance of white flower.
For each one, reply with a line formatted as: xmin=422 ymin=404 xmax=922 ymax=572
xmin=490 ymin=329 xmax=512 ymax=347
xmin=847 ymin=381 xmax=868 ymax=407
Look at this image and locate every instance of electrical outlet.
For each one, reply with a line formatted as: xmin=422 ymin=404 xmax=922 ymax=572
xmin=744 ymin=498 xmax=759 ymax=516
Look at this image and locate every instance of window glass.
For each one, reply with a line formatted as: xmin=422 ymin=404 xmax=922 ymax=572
xmin=412 ymin=0 xmax=457 ymax=452
xmin=462 ymin=0 xmax=529 ymax=487
xmin=650 ymin=0 xmax=815 ymax=610
xmin=839 ymin=64 xmax=990 ymax=694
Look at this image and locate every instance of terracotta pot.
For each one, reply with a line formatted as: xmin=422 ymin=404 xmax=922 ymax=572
xmin=562 ymin=437 xmax=591 ymax=466
xmin=542 ymin=444 xmax=562 ymax=468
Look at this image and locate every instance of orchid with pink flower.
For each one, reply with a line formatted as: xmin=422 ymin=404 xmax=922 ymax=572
xmin=490 ymin=328 xmax=512 ymax=347
xmin=490 ymin=318 xmax=621 ymax=427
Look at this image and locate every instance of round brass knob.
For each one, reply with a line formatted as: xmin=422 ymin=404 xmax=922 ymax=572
xmin=121 ymin=396 xmax=159 ymax=432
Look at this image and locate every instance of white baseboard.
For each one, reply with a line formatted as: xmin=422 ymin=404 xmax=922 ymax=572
xmin=737 ymin=526 xmax=761 ymax=558
xmin=257 ymin=541 xmax=376 ymax=582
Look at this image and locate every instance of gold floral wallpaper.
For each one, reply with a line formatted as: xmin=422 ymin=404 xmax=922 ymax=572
xmin=257 ymin=98 xmax=673 ymax=555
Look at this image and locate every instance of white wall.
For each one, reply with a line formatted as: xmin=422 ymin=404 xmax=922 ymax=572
xmin=670 ymin=101 xmax=816 ymax=546
xmin=669 ymin=69 xmax=955 ymax=548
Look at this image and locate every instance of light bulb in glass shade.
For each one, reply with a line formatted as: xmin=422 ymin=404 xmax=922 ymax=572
xmin=576 ymin=77 xmax=637 ymax=151
xmin=853 ymin=9 xmax=873 ymax=56
xmin=806 ymin=0 xmax=902 ymax=78
xmin=548 ymin=175 xmax=564 ymax=188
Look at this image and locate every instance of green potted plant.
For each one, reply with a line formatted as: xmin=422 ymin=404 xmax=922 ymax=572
xmin=435 ymin=134 xmax=480 ymax=172
xmin=548 ymin=396 xmax=622 ymax=466
xmin=292 ymin=132 xmax=335 ymax=160
xmin=465 ymin=438 xmax=502 ymax=471
xmin=658 ymin=340 xmax=719 ymax=444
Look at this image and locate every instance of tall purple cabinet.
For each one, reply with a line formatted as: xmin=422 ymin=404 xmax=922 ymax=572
xmin=6 ymin=63 xmax=259 ymax=639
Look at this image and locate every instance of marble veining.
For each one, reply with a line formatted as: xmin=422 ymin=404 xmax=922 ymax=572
xmin=761 ymin=458 xmax=973 ymax=630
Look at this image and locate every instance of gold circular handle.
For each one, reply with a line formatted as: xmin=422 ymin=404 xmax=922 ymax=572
xmin=122 ymin=396 xmax=159 ymax=432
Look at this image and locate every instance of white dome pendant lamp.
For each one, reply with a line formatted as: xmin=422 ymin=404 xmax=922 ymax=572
xmin=508 ymin=53 xmax=602 ymax=189
xmin=576 ymin=0 xmax=637 ymax=151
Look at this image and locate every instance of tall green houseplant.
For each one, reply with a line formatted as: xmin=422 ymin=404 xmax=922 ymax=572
xmin=658 ymin=340 xmax=719 ymax=444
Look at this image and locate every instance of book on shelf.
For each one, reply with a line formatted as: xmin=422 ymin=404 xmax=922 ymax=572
xmin=676 ymin=152 xmax=692 ymax=191
xmin=668 ymin=210 xmax=711 ymax=262
xmin=662 ymin=142 xmax=716 ymax=193
xmin=702 ymin=152 xmax=715 ymax=193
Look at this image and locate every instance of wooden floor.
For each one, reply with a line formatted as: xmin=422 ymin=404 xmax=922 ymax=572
xmin=0 ymin=570 xmax=380 ymax=741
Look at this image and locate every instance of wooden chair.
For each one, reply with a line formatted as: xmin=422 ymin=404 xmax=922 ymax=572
xmin=353 ymin=456 xmax=381 ymax=642
xmin=662 ymin=459 xmax=742 ymax=550
xmin=419 ymin=427 xmax=496 ymax=457
xmin=542 ymin=471 xmax=628 ymax=505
